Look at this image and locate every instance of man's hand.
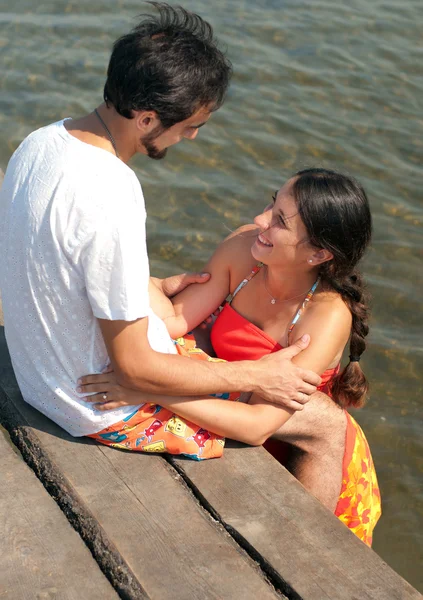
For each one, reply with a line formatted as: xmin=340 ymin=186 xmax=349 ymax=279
xmin=252 ymin=335 xmax=321 ymax=411
xmin=151 ymin=272 xmax=211 ymax=298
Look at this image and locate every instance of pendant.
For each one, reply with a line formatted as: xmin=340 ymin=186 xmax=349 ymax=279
xmin=271 ymin=298 xmax=276 ymax=305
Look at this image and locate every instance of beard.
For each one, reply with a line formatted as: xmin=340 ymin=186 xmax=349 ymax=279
xmin=140 ymin=125 xmax=168 ymax=160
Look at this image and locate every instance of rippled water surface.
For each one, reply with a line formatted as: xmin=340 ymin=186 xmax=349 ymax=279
xmin=1 ymin=0 xmax=422 ymax=590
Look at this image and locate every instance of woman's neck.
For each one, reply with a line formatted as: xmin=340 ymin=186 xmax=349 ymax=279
xmin=263 ymin=265 xmax=319 ymax=302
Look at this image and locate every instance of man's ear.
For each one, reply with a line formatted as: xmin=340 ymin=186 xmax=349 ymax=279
xmin=310 ymin=248 xmax=333 ymax=266
xmin=134 ymin=111 xmax=161 ymax=133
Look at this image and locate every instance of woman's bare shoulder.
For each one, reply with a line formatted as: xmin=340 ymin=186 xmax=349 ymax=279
xmin=223 ymin=223 xmax=259 ymax=244
xmin=314 ymin=287 xmax=350 ymax=308
xmin=218 ymin=224 xmax=258 ymax=258
xmin=306 ymin=287 xmax=352 ymax=329
xmin=291 ymin=287 xmax=353 ymax=370
xmin=218 ymin=224 xmax=259 ymax=281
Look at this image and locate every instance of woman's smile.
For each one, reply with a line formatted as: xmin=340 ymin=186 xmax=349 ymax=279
xmin=257 ymin=232 xmax=273 ymax=247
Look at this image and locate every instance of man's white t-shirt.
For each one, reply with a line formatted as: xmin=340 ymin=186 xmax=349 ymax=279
xmin=0 ymin=119 xmax=176 ymax=436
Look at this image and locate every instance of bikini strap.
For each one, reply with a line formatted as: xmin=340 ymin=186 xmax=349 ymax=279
xmin=287 ymin=277 xmax=320 ymax=338
xmin=227 ymin=262 xmax=264 ymax=305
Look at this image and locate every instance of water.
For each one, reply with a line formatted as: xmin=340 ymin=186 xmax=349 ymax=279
xmin=0 ymin=0 xmax=422 ymax=590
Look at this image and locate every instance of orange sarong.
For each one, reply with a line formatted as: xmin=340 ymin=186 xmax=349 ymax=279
xmin=335 ymin=411 xmax=381 ymax=546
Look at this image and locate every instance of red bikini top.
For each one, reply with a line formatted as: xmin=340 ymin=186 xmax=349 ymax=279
xmin=210 ymin=264 xmax=340 ymax=394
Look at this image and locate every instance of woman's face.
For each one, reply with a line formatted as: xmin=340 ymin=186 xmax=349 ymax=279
xmin=251 ymin=178 xmax=313 ymax=269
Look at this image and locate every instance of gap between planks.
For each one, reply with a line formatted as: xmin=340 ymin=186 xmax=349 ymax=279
xmin=166 ymin=455 xmax=301 ymax=600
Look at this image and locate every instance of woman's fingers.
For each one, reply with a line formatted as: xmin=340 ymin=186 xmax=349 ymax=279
xmin=77 ymin=371 xmax=117 ymax=393
xmin=84 ymin=392 xmax=111 ymax=403
xmin=85 ymin=392 xmax=126 ymax=410
xmin=78 ymin=373 xmax=111 ymax=386
xmin=78 ymin=382 xmax=112 ymax=394
xmin=95 ymin=401 xmax=125 ymax=411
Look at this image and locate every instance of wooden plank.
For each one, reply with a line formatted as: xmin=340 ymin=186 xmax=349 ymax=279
xmin=172 ymin=444 xmax=422 ymax=600
xmin=0 ymin=329 xmax=281 ymax=600
xmin=0 ymin=427 xmax=118 ymax=600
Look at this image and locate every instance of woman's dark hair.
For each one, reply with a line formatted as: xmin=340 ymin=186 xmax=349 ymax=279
xmin=104 ymin=2 xmax=232 ymax=127
xmin=292 ymin=168 xmax=372 ymax=409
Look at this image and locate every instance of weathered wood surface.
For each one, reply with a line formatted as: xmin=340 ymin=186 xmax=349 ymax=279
xmin=173 ymin=449 xmax=422 ymax=600
xmin=0 ymin=328 xmax=281 ymax=600
xmin=0 ymin=323 xmax=421 ymax=600
xmin=0 ymin=427 xmax=119 ymax=600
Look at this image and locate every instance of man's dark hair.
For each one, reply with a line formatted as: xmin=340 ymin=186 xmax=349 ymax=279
xmin=104 ymin=2 xmax=232 ymax=128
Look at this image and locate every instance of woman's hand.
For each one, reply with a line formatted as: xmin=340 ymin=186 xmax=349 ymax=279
xmin=191 ymin=309 xmax=221 ymax=355
xmin=77 ymin=371 xmax=145 ymax=411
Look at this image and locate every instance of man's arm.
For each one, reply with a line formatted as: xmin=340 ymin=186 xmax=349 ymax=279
xmin=92 ymin=318 xmax=320 ymax=410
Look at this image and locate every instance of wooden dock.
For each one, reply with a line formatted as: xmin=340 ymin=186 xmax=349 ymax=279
xmin=0 ymin=323 xmax=421 ymax=600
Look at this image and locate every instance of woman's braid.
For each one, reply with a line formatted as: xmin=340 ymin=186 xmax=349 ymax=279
xmin=320 ymin=263 xmax=370 ymax=408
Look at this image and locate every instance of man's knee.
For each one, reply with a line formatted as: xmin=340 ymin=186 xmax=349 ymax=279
xmin=271 ymin=391 xmax=345 ymax=448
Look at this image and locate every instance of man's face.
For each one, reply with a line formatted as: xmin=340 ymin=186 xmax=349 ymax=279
xmin=140 ymin=106 xmax=212 ymax=160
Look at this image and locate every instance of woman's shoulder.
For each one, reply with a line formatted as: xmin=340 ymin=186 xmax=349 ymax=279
xmin=305 ymin=286 xmax=352 ymax=329
xmin=217 ymin=224 xmax=259 ymax=280
xmin=218 ymin=224 xmax=258 ymax=260
xmin=223 ymin=223 xmax=259 ymax=244
xmin=290 ymin=285 xmax=352 ymax=369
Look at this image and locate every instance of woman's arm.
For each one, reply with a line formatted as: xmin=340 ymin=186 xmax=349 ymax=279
xmin=158 ymin=395 xmax=294 ymax=446
xmin=80 ymin=373 xmax=293 ymax=446
xmin=166 ymin=241 xmax=235 ymax=338
xmin=148 ymin=273 xmax=213 ymax=339
xmin=145 ymin=235 xmax=234 ymax=339
xmin=148 ymin=280 xmax=176 ymax=322
xmin=158 ymin=227 xmax=261 ymax=339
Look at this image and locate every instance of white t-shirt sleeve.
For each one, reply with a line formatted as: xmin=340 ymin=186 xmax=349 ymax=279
xmin=78 ymin=175 xmax=150 ymax=321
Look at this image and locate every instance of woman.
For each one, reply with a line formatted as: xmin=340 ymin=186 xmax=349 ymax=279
xmin=79 ymin=168 xmax=381 ymax=545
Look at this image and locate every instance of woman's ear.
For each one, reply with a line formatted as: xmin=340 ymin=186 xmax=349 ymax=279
xmin=309 ymin=248 xmax=333 ymax=266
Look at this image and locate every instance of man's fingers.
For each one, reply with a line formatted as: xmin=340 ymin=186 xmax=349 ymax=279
xmin=161 ymin=272 xmax=211 ymax=297
xmin=294 ymin=391 xmax=310 ymax=405
xmin=189 ymin=272 xmax=210 ymax=283
xmin=279 ymin=334 xmax=310 ymax=360
xmin=285 ymin=400 xmax=305 ymax=412
xmin=286 ymin=391 xmax=312 ymax=411
xmin=178 ymin=272 xmax=210 ymax=287
xmin=298 ymin=368 xmax=321 ymax=387
xmin=297 ymin=381 xmax=318 ymax=396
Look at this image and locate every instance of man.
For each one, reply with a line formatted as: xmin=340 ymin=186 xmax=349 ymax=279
xmin=0 ymin=3 xmax=319 ymax=443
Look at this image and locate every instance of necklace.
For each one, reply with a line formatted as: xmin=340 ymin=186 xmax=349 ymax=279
xmin=263 ymin=267 xmax=318 ymax=305
xmin=94 ymin=108 xmax=120 ymax=159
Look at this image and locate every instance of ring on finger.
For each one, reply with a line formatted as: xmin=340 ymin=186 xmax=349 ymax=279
xmin=102 ymin=394 xmax=107 ymax=401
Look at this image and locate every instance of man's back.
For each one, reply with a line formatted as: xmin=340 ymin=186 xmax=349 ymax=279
xmin=0 ymin=119 xmax=172 ymax=436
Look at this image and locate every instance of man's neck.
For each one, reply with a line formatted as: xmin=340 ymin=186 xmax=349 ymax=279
xmin=64 ymin=105 xmax=137 ymax=163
